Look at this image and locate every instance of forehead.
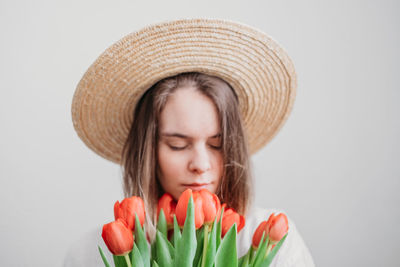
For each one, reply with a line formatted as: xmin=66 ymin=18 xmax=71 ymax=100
xmin=159 ymin=87 xmax=221 ymax=138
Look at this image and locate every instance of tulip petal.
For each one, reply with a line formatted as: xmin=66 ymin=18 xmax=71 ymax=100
xmin=238 ymin=215 xmax=246 ymax=233
xmin=114 ymin=197 xmax=146 ymax=232
xmin=176 ymin=189 xmax=204 ymax=229
xmin=268 ymin=213 xmax=288 ymax=242
xmin=199 ymin=189 xmax=220 ymax=224
xmin=252 ymin=221 xmax=268 ymax=248
xmin=215 ymin=223 xmax=237 ymax=267
xmin=114 ymin=201 xmax=121 ymax=221
xmin=176 ymin=189 xmax=192 ymax=227
xmin=157 ymin=193 xmax=176 ymax=226
xmin=102 ymin=219 xmax=133 ymax=256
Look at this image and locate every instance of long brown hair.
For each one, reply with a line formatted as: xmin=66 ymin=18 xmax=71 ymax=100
xmin=121 ymin=72 xmax=253 ymax=236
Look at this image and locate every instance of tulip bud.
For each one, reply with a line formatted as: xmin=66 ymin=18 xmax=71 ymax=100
xmin=252 ymin=220 xmax=269 ymax=249
xmin=199 ymin=189 xmax=221 ymax=224
xmin=101 ymin=219 xmax=133 ymax=256
xmin=221 ymin=203 xmax=245 ymax=237
xmin=157 ymin=193 xmax=177 ymax=229
xmin=268 ymin=213 xmax=288 ymax=243
xmin=114 ymin=196 xmax=145 ymax=232
xmin=175 ymin=189 xmax=204 ymax=229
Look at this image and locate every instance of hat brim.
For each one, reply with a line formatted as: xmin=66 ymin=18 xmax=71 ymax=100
xmin=71 ymin=18 xmax=297 ymax=164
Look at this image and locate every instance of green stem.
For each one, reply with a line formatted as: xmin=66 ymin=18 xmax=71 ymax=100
xmin=200 ymin=224 xmax=209 ymax=267
xmin=124 ymin=254 xmax=132 ymax=267
xmin=248 ymin=246 xmax=254 ymax=263
xmin=264 ymin=243 xmax=273 ymax=259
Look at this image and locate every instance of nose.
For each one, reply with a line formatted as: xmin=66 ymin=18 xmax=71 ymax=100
xmin=188 ymin=145 xmax=211 ymax=174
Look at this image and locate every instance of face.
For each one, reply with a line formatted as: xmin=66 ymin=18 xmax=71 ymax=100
xmin=157 ymin=86 xmax=224 ymax=201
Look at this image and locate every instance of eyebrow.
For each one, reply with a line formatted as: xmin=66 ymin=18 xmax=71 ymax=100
xmin=161 ymin=132 xmax=221 ymax=139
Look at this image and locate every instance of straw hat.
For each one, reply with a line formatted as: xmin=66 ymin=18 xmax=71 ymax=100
xmin=71 ymin=18 xmax=297 ymax=164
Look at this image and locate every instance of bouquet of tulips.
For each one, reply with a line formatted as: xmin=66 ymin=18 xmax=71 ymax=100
xmin=99 ymin=189 xmax=288 ymax=267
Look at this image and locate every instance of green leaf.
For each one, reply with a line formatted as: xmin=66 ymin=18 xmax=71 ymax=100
xmin=113 ymin=254 xmax=128 ymax=267
xmin=135 ymin=214 xmax=150 ymax=267
xmin=238 ymin=246 xmax=252 ymax=267
xmin=174 ymin=195 xmax=197 ymax=267
xmin=238 ymin=255 xmax=247 ymax=267
xmin=252 ymin=233 xmax=269 ymax=267
xmin=193 ymin=226 xmax=205 ymax=267
xmin=98 ymin=246 xmax=111 ymax=267
xmin=203 ymin=219 xmax=217 ymax=267
xmin=216 ymin=207 xmax=224 ymax=249
xmin=260 ymin=234 xmax=288 ymax=267
xmin=196 ymin=258 xmax=203 ymax=267
xmin=157 ymin=209 xmax=168 ymax=238
xmin=131 ymin=242 xmax=145 ymax=267
xmin=172 ymin=215 xmax=181 ymax=248
xmin=152 ymin=260 xmax=160 ymax=267
xmin=215 ymin=223 xmax=237 ymax=267
xmin=159 ymin=229 xmax=175 ymax=259
xmin=151 ymin=241 xmax=157 ymax=264
xmin=155 ymin=230 xmax=173 ymax=267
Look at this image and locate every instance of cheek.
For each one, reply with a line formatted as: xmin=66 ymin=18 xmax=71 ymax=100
xmin=213 ymin=153 xmax=224 ymax=180
xmin=157 ymin=146 xmax=184 ymax=182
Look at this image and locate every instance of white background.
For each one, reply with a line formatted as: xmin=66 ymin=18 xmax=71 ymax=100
xmin=1 ymin=0 xmax=399 ymax=266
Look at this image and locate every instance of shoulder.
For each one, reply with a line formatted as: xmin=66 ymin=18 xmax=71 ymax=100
xmin=238 ymin=206 xmax=315 ymax=267
xmin=63 ymin=226 xmax=109 ymax=267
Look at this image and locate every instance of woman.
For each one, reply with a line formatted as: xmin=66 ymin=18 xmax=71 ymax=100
xmin=122 ymin=72 xmax=251 ymax=232
xmin=66 ymin=19 xmax=315 ymax=266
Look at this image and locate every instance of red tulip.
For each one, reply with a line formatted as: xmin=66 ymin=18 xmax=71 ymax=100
xmin=102 ymin=219 xmax=133 ymax=256
xmin=175 ymin=189 xmax=204 ymax=229
xmin=221 ymin=203 xmax=245 ymax=237
xmin=199 ymin=189 xmax=221 ymax=224
xmin=268 ymin=213 xmax=289 ymax=243
xmin=252 ymin=212 xmax=289 ymax=248
xmin=252 ymin=220 xmax=269 ymax=248
xmin=114 ymin=196 xmax=145 ymax=232
xmin=157 ymin=193 xmax=177 ymax=228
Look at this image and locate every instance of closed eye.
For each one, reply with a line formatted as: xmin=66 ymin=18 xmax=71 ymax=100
xmin=169 ymin=145 xmax=186 ymax=151
xmin=210 ymin=145 xmax=222 ymax=150
xmin=168 ymin=145 xmax=221 ymax=151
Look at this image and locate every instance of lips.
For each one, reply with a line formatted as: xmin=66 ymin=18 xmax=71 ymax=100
xmin=183 ymin=183 xmax=210 ymax=190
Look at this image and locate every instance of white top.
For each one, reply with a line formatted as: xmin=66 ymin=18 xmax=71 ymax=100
xmin=63 ymin=206 xmax=315 ymax=266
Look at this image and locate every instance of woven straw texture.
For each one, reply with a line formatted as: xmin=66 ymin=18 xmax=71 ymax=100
xmin=71 ymin=18 xmax=297 ymax=164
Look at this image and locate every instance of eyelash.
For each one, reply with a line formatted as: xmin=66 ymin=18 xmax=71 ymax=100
xmin=169 ymin=145 xmax=222 ymax=151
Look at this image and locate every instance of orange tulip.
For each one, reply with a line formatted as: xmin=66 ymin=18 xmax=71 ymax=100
xmin=221 ymin=203 xmax=245 ymax=237
xmin=175 ymin=189 xmax=204 ymax=229
xmin=102 ymin=219 xmax=133 ymax=256
xmin=114 ymin=196 xmax=145 ymax=232
xmin=157 ymin=193 xmax=177 ymax=228
xmin=199 ymin=189 xmax=221 ymax=224
xmin=252 ymin=212 xmax=289 ymax=248
xmin=268 ymin=213 xmax=288 ymax=243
